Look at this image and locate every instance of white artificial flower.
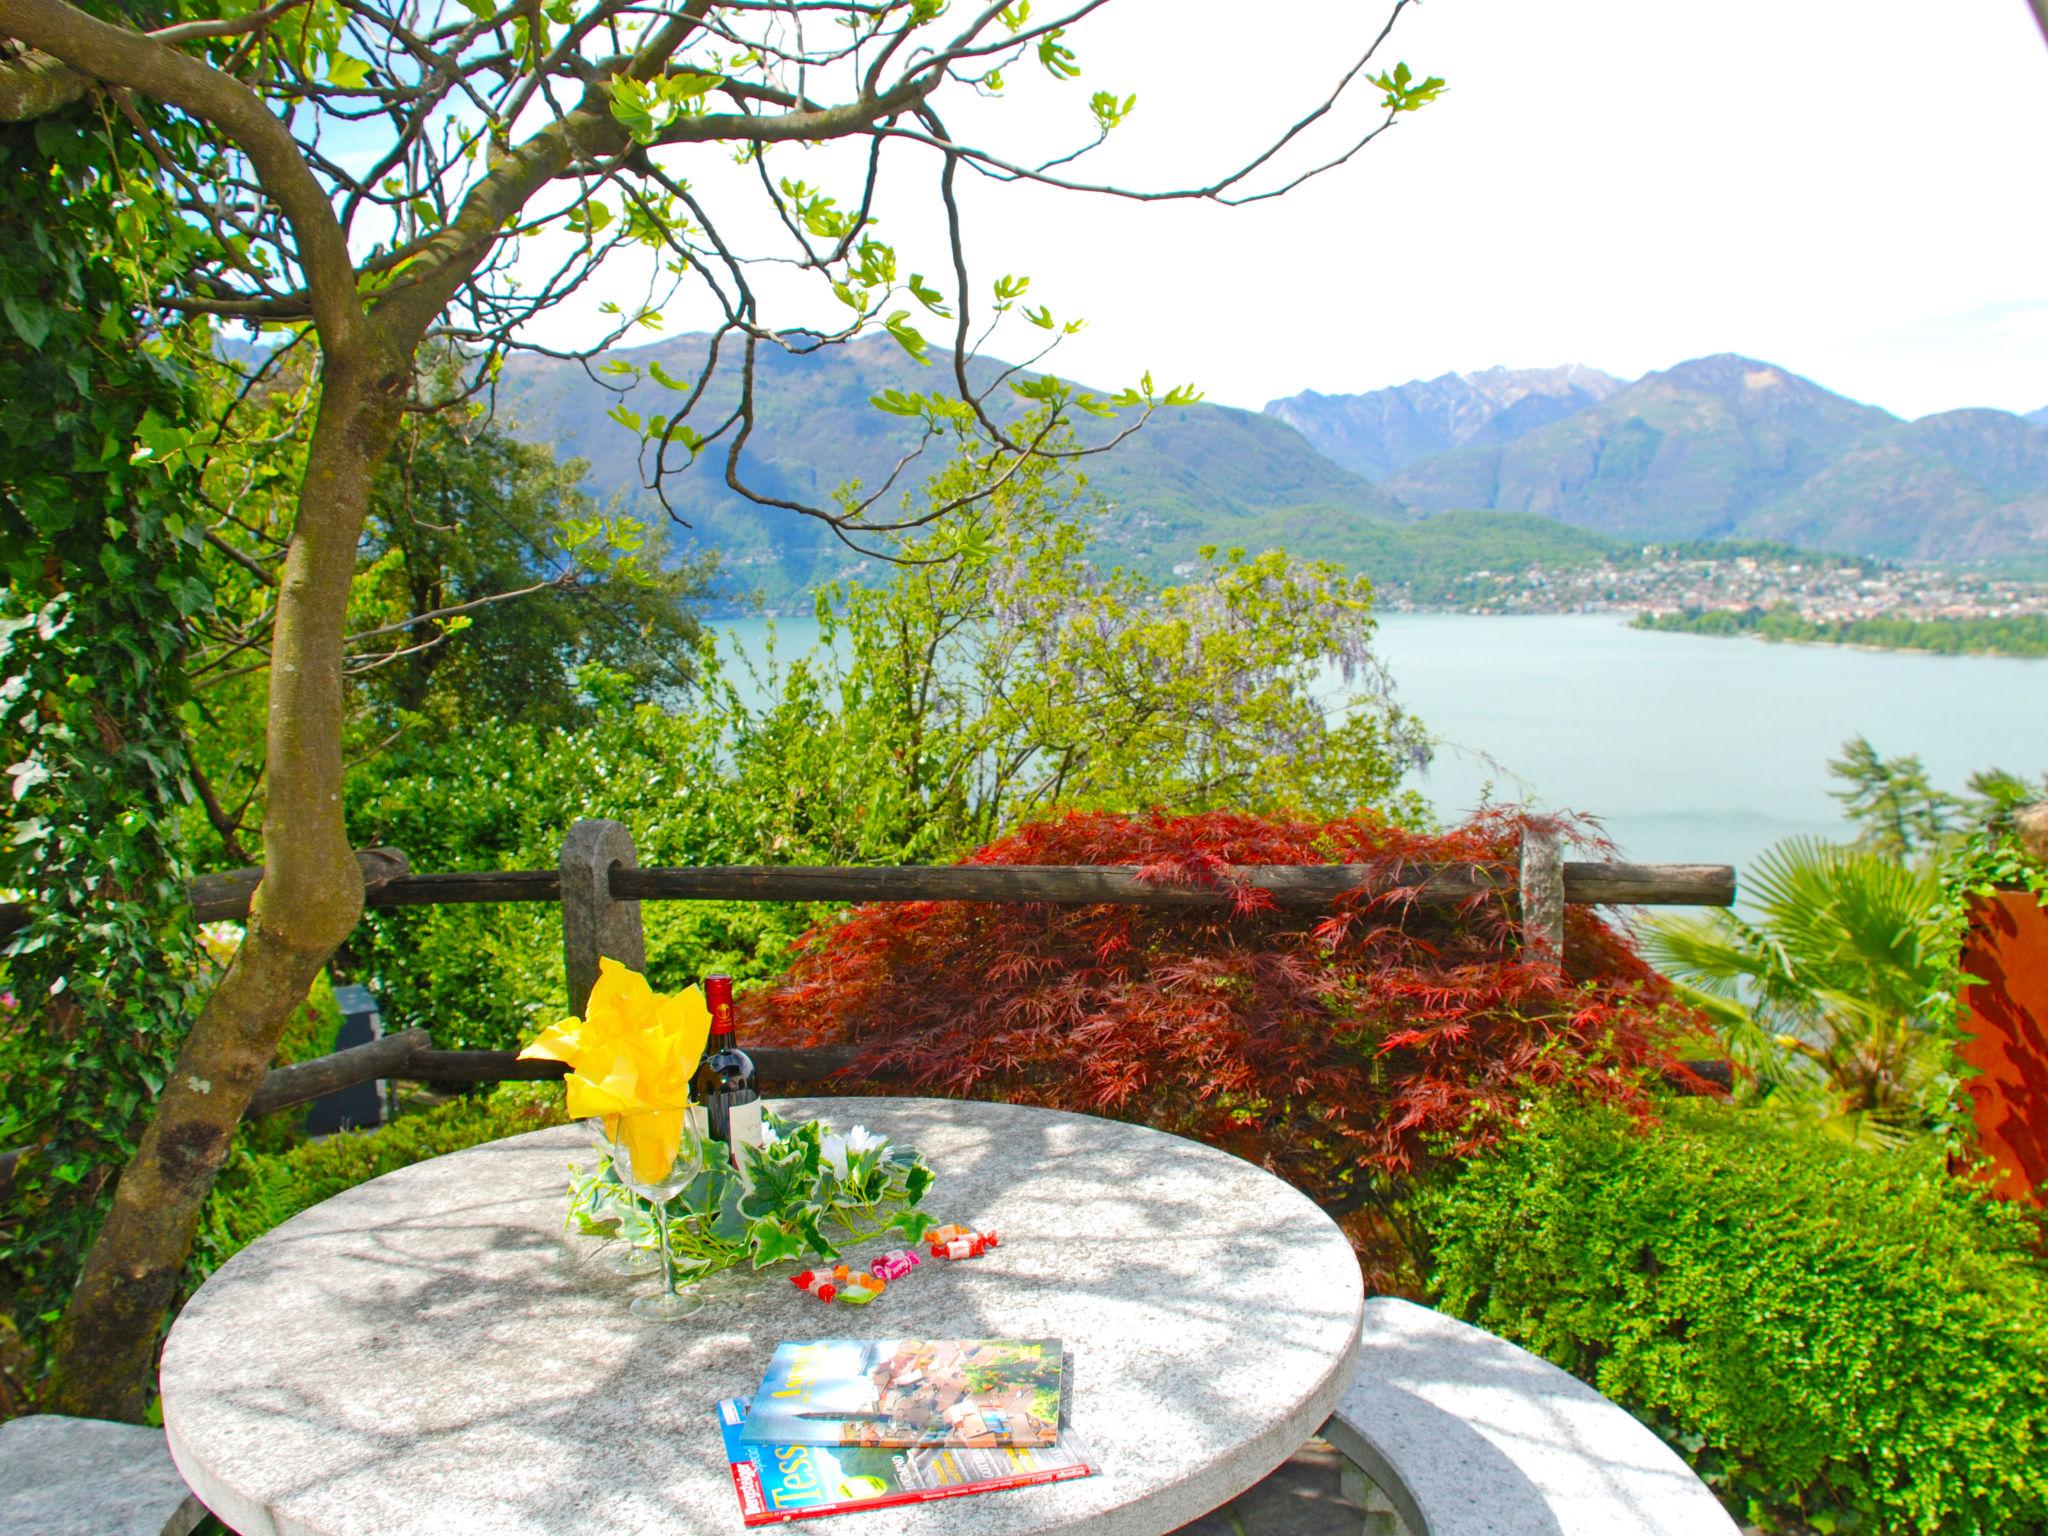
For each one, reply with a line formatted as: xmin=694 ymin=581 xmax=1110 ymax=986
xmin=820 ymin=1132 xmax=851 ymax=1178
xmin=844 ymin=1125 xmax=888 ymax=1157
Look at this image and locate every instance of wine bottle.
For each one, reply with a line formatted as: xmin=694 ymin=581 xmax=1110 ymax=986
xmin=696 ymin=974 xmax=759 ymax=1153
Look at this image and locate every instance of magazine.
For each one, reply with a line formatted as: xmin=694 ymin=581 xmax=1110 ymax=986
xmin=740 ymin=1339 xmax=1065 ymax=1450
xmin=717 ymin=1398 xmax=1097 ymax=1525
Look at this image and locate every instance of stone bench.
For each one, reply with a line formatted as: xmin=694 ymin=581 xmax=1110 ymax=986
xmin=0 ymin=1413 xmax=207 ymax=1536
xmin=1321 ymin=1299 xmax=1739 ymax=1536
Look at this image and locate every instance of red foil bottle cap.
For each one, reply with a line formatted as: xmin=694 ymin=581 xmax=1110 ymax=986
xmin=705 ymin=974 xmax=734 ymax=1034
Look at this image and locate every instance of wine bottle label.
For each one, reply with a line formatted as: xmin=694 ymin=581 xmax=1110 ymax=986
xmin=726 ymin=1100 xmax=764 ymax=1150
xmin=726 ymin=1100 xmax=764 ymax=1191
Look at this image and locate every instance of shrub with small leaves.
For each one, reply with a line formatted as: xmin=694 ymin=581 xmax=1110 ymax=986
xmin=1418 ymin=1096 xmax=2048 ymax=1535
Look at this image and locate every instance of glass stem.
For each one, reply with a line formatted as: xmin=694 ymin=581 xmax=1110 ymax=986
xmin=655 ymin=1199 xmax=675 ymax=1298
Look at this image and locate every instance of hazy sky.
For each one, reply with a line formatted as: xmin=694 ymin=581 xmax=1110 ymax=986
xmin=519 ymin=0 xmax=2048 ymax=420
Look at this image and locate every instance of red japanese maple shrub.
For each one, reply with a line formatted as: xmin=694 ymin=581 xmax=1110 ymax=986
xmin=747 ymin=807 xmax=1707 ymax=1208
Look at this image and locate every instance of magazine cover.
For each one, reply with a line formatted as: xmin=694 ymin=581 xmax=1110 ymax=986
xmin=717 ymin=1398 xmax=1096 ymax=1525
xmin=740 ymin=1339 xmax=1064 ymax=1449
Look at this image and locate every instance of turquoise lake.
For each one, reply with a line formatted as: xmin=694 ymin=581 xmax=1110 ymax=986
xmin=718 ymin=612 xmax=2048 ymax=892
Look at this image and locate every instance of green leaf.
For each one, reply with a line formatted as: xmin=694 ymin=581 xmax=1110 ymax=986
xmin=796 ymin=1209 xmax=837 ymax=1260
xmin=908 ymin=273 xmax=952 ymax=317
xmin=1371 ymin=61 xmax=1447 ymax=113
xmin=882 ymin=311 xmax=931 ymax=364
xmin=890 ymin=1207 xmax=936 ymax=1245
xmin=325 ymin=53 xmax=372 ymax=90
xmin=608 ymin=77 xmax=659 ymax=145
xmin=901 ymin=1163 xmax=934 ymax=1206
xmin=566 ymin=200 xmax=613 ymax=236
xmin=747 ymin=1218 xmax=809 ymax=1266
xmin=1037 ymin=27 xmax=1079 ymax=78
xmin=713 ymin=1176 xmax=751 ymax=1239
xmin=870 ymin=388 xmax=926 ymax=418
xmin=2 ymin=294 xmax=50 ymax=350
xmin=661 ymin=70 xmax=721 ymax=101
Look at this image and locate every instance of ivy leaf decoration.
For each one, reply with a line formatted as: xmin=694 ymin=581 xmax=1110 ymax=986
xmin=748 ymin=1218 xmax=809 ymax=1267
xmin=796 ymin=1209 xmax=838 ymax=1262
xmin=887 ymin=1207 xmax=937 ymax=1242
xmin=902 ymin=1163 xmax=934 ymax=1206
xmin=713 ymin=1175 xmax=751 ymax=1240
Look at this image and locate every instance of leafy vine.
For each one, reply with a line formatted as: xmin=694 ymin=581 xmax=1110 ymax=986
xmin=567 ymin=1112 xmax=937 ymax=1283
xmin=0 ymin=107 xmax=212 ymax=1386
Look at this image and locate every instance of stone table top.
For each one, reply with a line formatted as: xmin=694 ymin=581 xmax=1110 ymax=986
xmin=161 ymin=1097 xmax=1363 ymax=1536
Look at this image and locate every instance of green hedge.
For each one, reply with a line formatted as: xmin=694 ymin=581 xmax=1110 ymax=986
xmin=340 ymin=708 xmax=828 ymax=1051
xmin=1416 ymin=1098 xmax=2048 ymax=1535
xmin=191 ymin=1087 xmax=566 ymax=1282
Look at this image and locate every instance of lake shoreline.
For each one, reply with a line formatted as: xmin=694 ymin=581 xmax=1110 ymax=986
xmin=1627 ymin=623 xmax=2048 ymax=662
xmin=717 ymin=612 xmax=2048 ymax=883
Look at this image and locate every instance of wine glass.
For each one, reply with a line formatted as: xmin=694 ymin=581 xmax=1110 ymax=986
xmin=604 ymin=1109 xmax=705 ymax=1321
xmin=583 ymin=1121 xmax=662 ymax=1277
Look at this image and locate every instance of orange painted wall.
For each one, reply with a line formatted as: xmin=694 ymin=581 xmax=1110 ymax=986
xmin=1958 ymin=890 xmax=2048 ymax=1207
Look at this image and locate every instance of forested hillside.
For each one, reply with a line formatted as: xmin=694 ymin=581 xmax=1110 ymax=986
xmin=491 ymin=333 xmax=1410 ymax=602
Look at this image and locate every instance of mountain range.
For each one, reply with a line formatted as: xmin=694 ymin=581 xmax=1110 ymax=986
xmin=492 ymin=334 xmax=1404 ymax=598
xmin=489 ymin=337 xmax=2048 ymax=600
xmin=1267 ymin=365 xmax=1626 ymax=481
xmin=1368 ymin=357 xmax=2048 ymax=562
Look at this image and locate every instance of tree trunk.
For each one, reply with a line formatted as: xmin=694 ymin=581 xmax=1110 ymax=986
xmin=49 ymin=355 xmax=403 ymax=1421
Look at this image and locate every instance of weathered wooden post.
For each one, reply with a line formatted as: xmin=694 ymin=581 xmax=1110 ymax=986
xmin=1518 ymin=827 xmax=1566 ymax=966
xmin=560 ymin=819 xmax=646 ymax=1017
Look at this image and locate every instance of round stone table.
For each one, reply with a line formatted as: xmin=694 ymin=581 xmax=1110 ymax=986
xmin=162 ymin=1098 xmax=1363 ymax=1536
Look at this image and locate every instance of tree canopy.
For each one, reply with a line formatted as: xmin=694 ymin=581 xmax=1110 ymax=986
xmin=2 ymin=0 xmax=1441 ymax=539
xmin=0 ymin=0 xmax=1442 ymax=1417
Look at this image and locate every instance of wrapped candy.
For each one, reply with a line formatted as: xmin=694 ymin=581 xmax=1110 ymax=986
xmin=793 ymin=1266 xmax=887 ymax=1304
xmin=924 ymin=1223 xmax=973 ymax=1245
xmin=837 ymin=1273 xmax=886 ymax=1305
xmin=871 ymin=1249 xmax=922 ymax=1283
xmin=791 ymin=1269 xmax=838 ymax=1303
xmin=928 ymin=1230 xmax=999 ymax=1260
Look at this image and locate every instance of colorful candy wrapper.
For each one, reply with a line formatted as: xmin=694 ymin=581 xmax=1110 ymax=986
xmin=791 ymin=1269 xmax=837 ymax=1303
xmin=871 ymin=1249 xmax=922 ymax=1282
xmin=929 ymin=1230 xmax=999 ymax=1260
xmin=837 ymin=1273 xmax=886 ymax=1305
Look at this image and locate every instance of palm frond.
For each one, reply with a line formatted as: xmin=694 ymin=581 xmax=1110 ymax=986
xmin=1642 ymin=835 xmax=1951 ymax=1141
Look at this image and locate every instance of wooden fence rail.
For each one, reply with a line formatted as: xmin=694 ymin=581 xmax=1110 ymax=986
xmin=0 ymin=819 xmax=1737 ymax=1173
xmin=0 ymin=857 xmax=1731 ymax=941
